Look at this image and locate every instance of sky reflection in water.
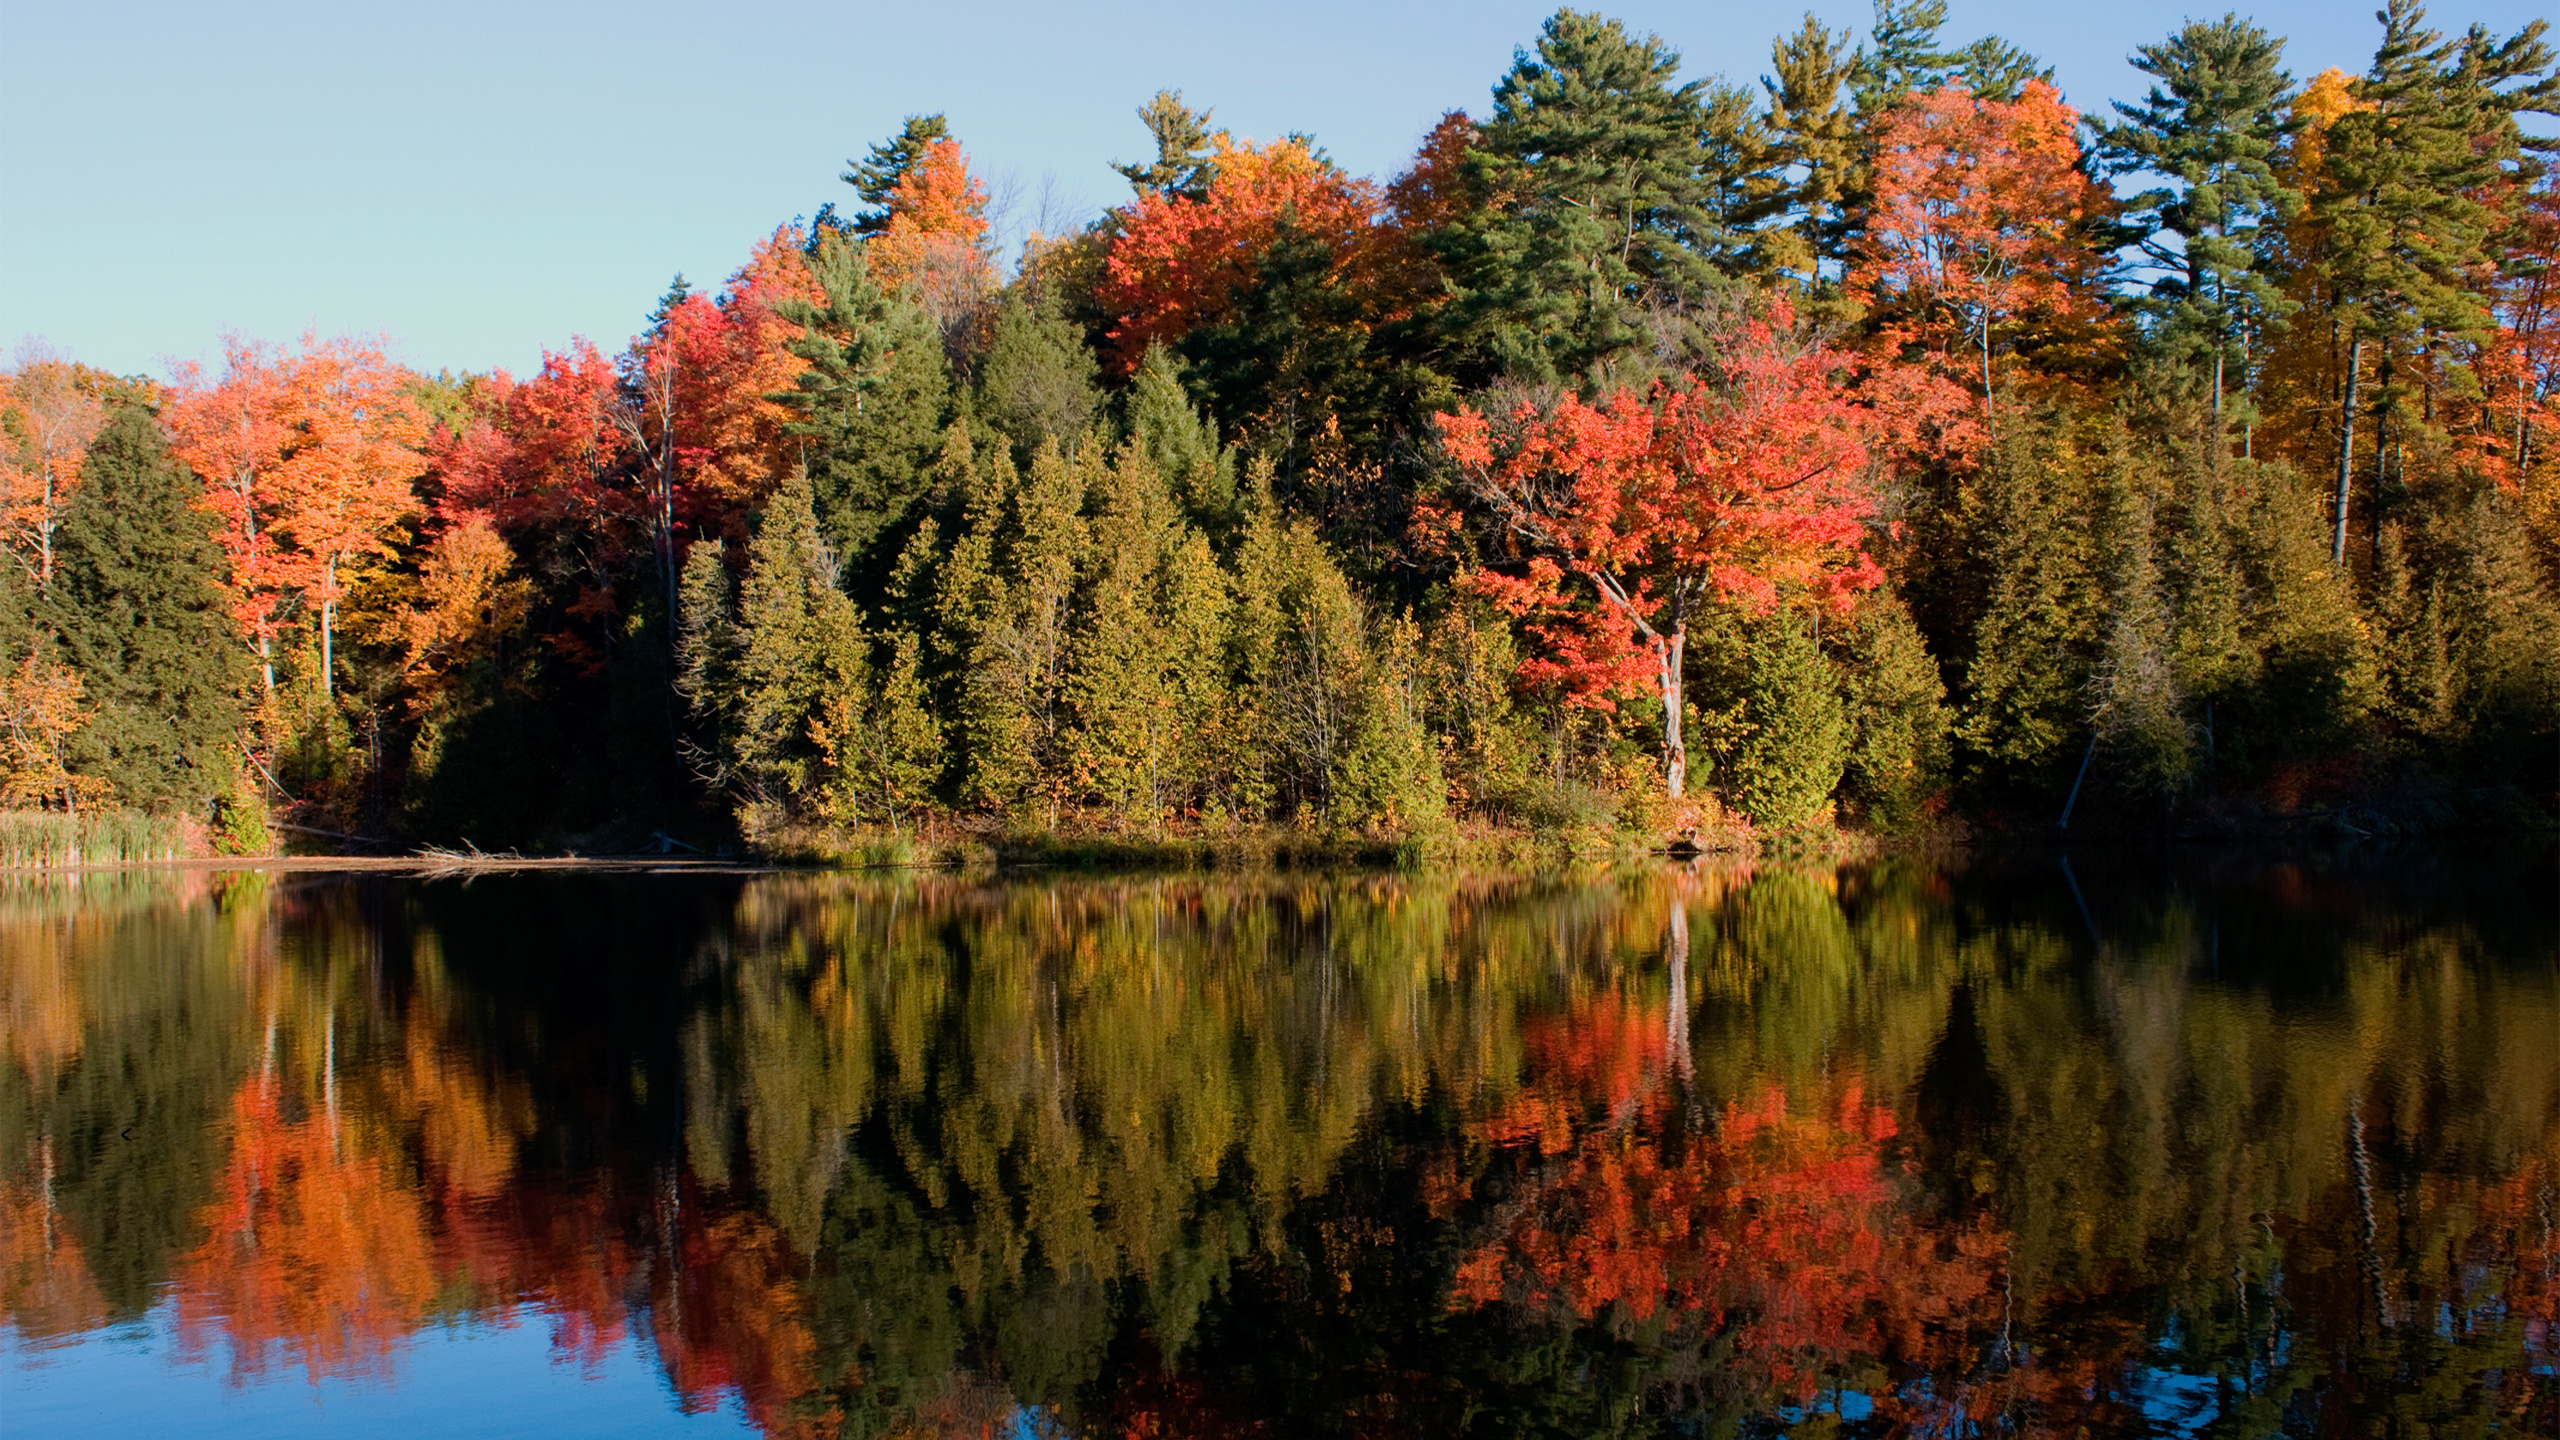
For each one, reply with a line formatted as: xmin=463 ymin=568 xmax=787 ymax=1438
xmin=4 ymin=852 xmax=2556 ymax=1436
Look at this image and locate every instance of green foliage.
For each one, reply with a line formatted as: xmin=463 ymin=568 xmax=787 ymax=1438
xmin=779 ymin=232 xmax=952 ymax=577
xmin=1726 ymin=611 xmax=1852 ymax=828
xmin=1951 ymin=406 xmax=2114 ymax=788
xmin=1836 ymin=590 xmax=1948 ymax=828
xmin=2097 ymin=16 xmax=2301 ymax=403
xmin=1113 ymin=89 xmax=1219 ymax=200
xmin=40 ymin=404 xmax=251 ymax=814
xmin=975 ymin=289 xmax=1100 ymax=460
xmin=1449 ymin=10 xmax=1731 ymax=381
xmin=1124 ymin=347 xmax=1240 ymax=540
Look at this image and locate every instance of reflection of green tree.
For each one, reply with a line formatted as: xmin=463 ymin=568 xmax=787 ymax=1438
xmin=0 ymin=871 xmax=270 ymax=1322
xmin=9 ymin=853 xmax=2559 ymax=1434
xmin=685 ymin=870 xmax=1686 ymax=1425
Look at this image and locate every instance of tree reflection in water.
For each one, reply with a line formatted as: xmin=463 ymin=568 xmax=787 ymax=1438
xmin=2 ymin=852 xmax=2554 ymax=1435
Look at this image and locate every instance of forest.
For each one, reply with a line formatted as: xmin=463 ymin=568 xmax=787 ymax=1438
xmin=2 ymin=0 xmax=2555 ymax=857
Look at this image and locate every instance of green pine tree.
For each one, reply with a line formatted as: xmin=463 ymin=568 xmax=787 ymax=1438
xmin=976 ymin=289 xmax=1101 ymax=461
xmin=778 ymin=231 xmax=952 ymax=578
xmin=40 ymin=403 xmax=253 ymax=813
xmin=1728 ymin=610 xmax=1853 ymax=829
xmin=2098 ymin=16 xmax=2303 ymax=443
xmin=1450 ymin=10 xmax=1730 ymax=381
xmin=1124 ymin=347 xmax=1241 ymax=541
xmin=844 ymin=114 xmax=952 ymax=233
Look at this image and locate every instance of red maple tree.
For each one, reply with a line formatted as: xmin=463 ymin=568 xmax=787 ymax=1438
xmin=1433 ymin=299 xmax=1883 ymax=798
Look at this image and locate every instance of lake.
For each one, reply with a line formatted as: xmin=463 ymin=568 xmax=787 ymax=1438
xmin=4 ymin=851 xmax=2555 ymax=1436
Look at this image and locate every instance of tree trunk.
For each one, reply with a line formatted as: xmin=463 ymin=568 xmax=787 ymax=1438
xmin=1666 ymin=902 xmax=1691 ymax=1081
xmin=2333 ymin=334 xmax=2363 ymax=567
xmin=1979 ymin=291 xmax=1998 ymax=447
xmin=1659 ymin=628 xmax=1687 ymax=799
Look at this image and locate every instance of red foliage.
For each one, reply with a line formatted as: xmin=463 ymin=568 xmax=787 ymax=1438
xmin=626 ymin=230 xmax=823 ymax=543
xmin=1452 ymin=991 xmax=2012 ymax=1413
xmin=1098 ymin=136 xmax=1400 ymax=374
xmin=1436 ymin=299 xmax=1882 ymax=727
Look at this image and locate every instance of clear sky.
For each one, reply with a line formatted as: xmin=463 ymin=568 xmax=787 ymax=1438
xmin=4 ymin=1 xmax=2550 ymax=382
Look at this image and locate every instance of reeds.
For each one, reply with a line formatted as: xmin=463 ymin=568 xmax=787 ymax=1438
xmin=0 ymin=810 xmax=193 ymax=867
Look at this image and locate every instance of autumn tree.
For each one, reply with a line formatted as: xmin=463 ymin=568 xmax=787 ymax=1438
xmin=0 ymin=647 xmax=107 ymax=811
xmin=1852 ymin=80 xmax=2115 ymax=442
xmin=168 ymin=336 xmax=428 ymax=697
xmin=842 ymin=114 xmax=953 ymax=233
xmin=1437 ymin=300 xmax=1883 ymax=799
xmin=861 ymin=132 xmax=994 ymax=361
xmin=0 ymin=349 xmax=107 ymax=590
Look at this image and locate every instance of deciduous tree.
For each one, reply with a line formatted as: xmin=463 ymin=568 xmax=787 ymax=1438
xmin=1438 ymin=300 xmax=1882 ymax=799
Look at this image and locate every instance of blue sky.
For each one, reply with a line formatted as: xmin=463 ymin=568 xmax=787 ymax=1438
xmin=4 ymin=1 xmax=2549 ymax=381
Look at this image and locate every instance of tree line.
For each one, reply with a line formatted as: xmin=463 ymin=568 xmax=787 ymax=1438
xmin=3 ymin=0 xmax=2556 ymax=851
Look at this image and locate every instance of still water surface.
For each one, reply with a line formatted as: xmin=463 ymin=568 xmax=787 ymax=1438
xmin=4 ymin=853 xmax=2556 ymax=1436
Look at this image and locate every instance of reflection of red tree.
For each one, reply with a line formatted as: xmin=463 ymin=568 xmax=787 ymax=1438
xmin=648 ymin=1183 xmax=831 ymax=1438
xmin=1453 ymin=994 xmax=2008 ymax=1408
xmin=173 ymin=1077 xmax=439 ymax=1383
xmin=1 ymin=1166 xmax=109 ymax=1342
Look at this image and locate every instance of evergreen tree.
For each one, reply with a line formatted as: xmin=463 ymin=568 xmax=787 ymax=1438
xmin=1123 ymin=348 xmax=1241 ymax=541
xmin=1329 ymin=616 xmax=1448 ymax=837
xmin=41 ymin=404 xmax=251 ymax=812
xmin=1113 ymin=90 xmax=1220 ymax=201
xmin=1951 ymin=407 xmax=2114 ymax=789
xmin=674 ymin=538 xmax=740 ymax=793
xmin=2099 ymin=16 xmax=2302 ymax=440
xmin=844 ymin=114 xmax=953 ymax=234
xmin=1065 ymin=446 xmax=1184 ymax=829
xmin=1835 ymin=590 xmax=1949 ymax=828
xmin=725 ymin=469 xmax=870 ymax=822
xmin=2311 ymin=2 xmax=2556 ymax=564
xmin=1727 ymin=610 xmax=1852 ymax=828
xmin=1451 ymin=10 xmax=1728 ymax=380
xmin=975 ymin=290 xmax=1100 ymax=460
xmin=2092 ymin=481 xmax=2194 ymax=800
xmin=778 ymin=231 xmax=952 ymax=577
xmin=1759 ymin=15 xmax=1861 ymax=297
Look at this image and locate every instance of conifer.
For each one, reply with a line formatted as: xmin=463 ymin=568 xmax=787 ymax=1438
xmin=778 ymin=231 xmax=951 ymax=572
xmin=41 ymin=404 xmax=252 ymax=812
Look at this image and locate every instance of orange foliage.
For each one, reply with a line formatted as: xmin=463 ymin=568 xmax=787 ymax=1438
xmin=1098 ymin=135 xmax=1400 ymax=374
xmin=1852 ymin=82 xmax=2116 ymax=417
xmin=0 ymin=1155 xmax=110 ymax=1344
xmin=173 ymin=1075 xmax=441 ymax=1383
xmin=0 ymin=354 xmax=107 ymax=587
xmin=167 ymin=336 xmax=428 ymax=685
xmin=0 ymin=648 xmax=109 ymax=811
xmin=868 ymin=136 xmax=994 ymax=312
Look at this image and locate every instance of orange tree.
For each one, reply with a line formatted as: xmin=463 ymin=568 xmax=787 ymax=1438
xmin=1852 ymin=80 xmax=2116 ymax=442
xmin=1431 ymin=299 xmax=1882 ymax=800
